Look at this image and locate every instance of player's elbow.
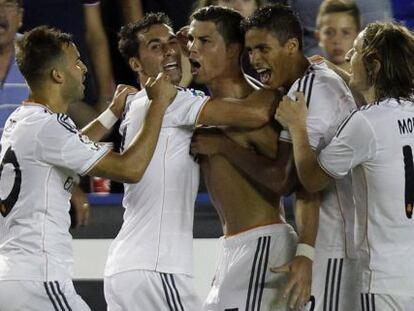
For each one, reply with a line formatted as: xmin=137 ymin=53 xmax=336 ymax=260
xmin=123 ymin=169 xmax=144 ymax=184
xmin=300 ymin=176 xmax=327 ymax=193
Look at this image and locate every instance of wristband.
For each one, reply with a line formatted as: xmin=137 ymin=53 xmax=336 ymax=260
xmin=97 ymin=109 xmax=118 ymax=129
xmin=295 ymin=243 xmax=315 ymax=261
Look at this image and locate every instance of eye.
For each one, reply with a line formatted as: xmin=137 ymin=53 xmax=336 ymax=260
xmin=149 ymin=43 xmax=161 ymax=51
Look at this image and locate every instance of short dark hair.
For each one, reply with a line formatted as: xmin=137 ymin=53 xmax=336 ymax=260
xmin=118 ymin=12 xmax=172 ymax=62
xmin=316 ymin=0 xmax=361 ymax=31
xmin=361 ymin=22 xmax=414 ymax=101
xmin=241 ymin=4 xmax=303 ymax=50
xmin=15 ymin=26 xmax=73 ymax=86
xmin=190 ymin=5 xmax=244 ymax=46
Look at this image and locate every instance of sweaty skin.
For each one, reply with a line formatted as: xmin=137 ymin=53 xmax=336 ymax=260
xmin=199 ymin=86 xmax=283 ymax=236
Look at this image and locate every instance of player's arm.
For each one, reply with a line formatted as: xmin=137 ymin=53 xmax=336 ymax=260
xmin=271 ymin=190 xmax=320 ymax=309
xmin=81 ymin=84 xmax=136 ymax=141
xmin=197 ymin=88 xmax=281 ymax=128
xmin=84 ymin=2 xmax=116 ymax=112
xmin=88 ymin=74 xmax=176 ymax=183
xmin=275 ymin=92 xmax=332 ymax=192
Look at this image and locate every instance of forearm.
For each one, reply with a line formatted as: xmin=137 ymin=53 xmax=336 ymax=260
xmin=289 ymin=126 xmax=330 ymax=192
xmin=85 ymin=5 xmax=115 ymax=109
xmin=119 ymin=0 xmax=144 ymax=23
xmin=294 ymin=190 xmax=320 ymax=246
xmin=219 ymin=137 xmax=287 ymax=193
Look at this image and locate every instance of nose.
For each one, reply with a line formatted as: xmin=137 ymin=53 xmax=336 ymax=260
xmin=249 ymin=49 xmax=261 ymax=66
xmin=187 ymin=39 xmax=199 ymax=57
xmin=80 ymin=61 xmax=87 ymax=74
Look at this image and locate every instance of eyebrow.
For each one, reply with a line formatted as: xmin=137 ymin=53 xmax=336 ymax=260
xmin=147 ymin=39 xmax=161 ymax=46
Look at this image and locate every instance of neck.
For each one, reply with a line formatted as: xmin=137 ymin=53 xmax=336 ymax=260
xmin=28 ymin=85 xmax=69 ymax=114
xmin=284 ymin=54 xmax=310 ymax=89
xmin=337 ymin=61 xmax=351 ymax=73
xmin=207 ymin=67 xmax=253 ymax=99
xmin=362 ymin=87 xmax=377 ymax=104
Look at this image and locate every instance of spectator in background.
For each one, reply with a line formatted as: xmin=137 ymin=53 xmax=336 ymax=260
xmin=0 ymin=0 xmax=28 ymax=107
xmin=289 ymin=0 xmax=393 ymax=56
xmin=315 ymin=0 xmax=360 ymax=72
xmin=21 ymin=0 xmax=115 ymax=125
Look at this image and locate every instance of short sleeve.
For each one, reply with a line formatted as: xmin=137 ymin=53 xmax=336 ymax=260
xmin=162 ymin=88 xmax=209 ymax=128
xmin=280 ymin=69 xmax=355 ymax=149
xmin=317 ymin=110 xmax=377 ymax=178
xmin=35 ymin=114 xmax=109 ymax=175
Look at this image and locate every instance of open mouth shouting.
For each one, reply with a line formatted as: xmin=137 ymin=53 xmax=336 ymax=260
xmin=256 ymin=68 xmax=272 ymax=84
xmin=189 ymin=58 xmax=201 ymax=76
xmin=163 ymin=61 xmax=179 ymax=72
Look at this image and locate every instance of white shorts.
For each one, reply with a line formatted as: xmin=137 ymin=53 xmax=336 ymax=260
xmin=307 ymin=252 xmax=360 ymax=311
xmin=203 ymin=223 xmax=298 ymax=311
xmin=360 ymin=293 xmax=414 ymax=311
xmin=0 ymin=279 xmax=90 ymax=311
xmin=104 ymin=270 xmax=202 ymax=311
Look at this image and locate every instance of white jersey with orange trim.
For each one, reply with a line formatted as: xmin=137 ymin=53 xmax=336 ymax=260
xmin=104 ymin=87 xmax=209 ymax=277
xmin=280 ymin=63 xmax=357 ymax=258
xmin=0 ymin=104 xmax=109 ymax=281
xmin=318 ymin=98 xmax=414 ymax=296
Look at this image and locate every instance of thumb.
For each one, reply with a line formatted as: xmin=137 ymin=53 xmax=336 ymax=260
xmin=293 ymin=91 xmax=305 ymax=103
xmin=270 ymin=263 xmax=291 ymax=274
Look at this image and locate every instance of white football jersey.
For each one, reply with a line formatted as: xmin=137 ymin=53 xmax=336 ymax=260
xmin=318 ymin=98 xmax=414 ymax=295
xmin=0 ymin=104 xmax=109 ymax=281
xmin=280 ymin=63 xmax=357 ymax=257
xmin=104 ymin=88 xmax=209 ymax=277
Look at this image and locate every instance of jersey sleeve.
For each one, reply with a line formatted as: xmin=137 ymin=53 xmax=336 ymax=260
xmin=317 ymin=110 xmax=377 ymax=178
xmin=162 ymin=88 xmax=209 ymax=128
xmin=35 ymin=114 xmax=110 ymax=175
xmin=280 ymin=72 xmax=355 ymax=150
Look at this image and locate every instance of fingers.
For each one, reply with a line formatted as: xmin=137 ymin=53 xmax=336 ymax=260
xmin=292 ymin=91 xmax=305 ymax=103
xmin=270 ymin=263 xmax=290 ymax=274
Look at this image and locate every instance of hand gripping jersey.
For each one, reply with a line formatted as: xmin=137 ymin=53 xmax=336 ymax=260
xmin=104 ymin=88 xmax=209 ymax=277
xmin=318 ymin=98 xmax=414 ymax=296
xmin=0 ymin=104 xmax=109 ymax=281
xmin=280 ymin=63 xmax=357 ymax=258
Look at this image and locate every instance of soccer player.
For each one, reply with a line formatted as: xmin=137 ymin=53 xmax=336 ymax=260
xmin=103 ymin=12 xmax=277 ymax=311
xmin=0 ymin=26 xmax=176 ymax=311
xmin=187 ymin=6 xmax=319 ymax=310
xmin=276 ymin=21 xmax=414 ymax=311
xmin=198 ymin=4 xmax=357 ymax=310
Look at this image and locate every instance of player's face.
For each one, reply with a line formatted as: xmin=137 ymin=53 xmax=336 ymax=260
xmin=346 ymin=30 xmax=369 ymax=94
xmin=317 ymin=12 xmax=358 ymax=67
xmin=217 ymin=0 xmax=257 ymax=18
xmin=188 ymin=20 xmax=229 ymax=84
xmin=0 ymin=0 xmax=22 ymax=49
xmin=245 ymin=27 xmax=291 ymax=89
xmin=62 ymin=43 xmax=87 ymax=102
xmin=136 ymin=24 xmax=182 ymax=85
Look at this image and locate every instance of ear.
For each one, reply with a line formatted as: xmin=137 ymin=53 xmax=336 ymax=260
xmin=314 ymin=30 xmax=320 ymax=42
xmin=129 ymin=57 xmax=143 ymax=74
xmin=372 ymin=58 xmax=381 ymax=76
xmin=51 ymin=68 xmax=64 ymax=84
xmin=285 ymin=38 xmax=300 ymax=55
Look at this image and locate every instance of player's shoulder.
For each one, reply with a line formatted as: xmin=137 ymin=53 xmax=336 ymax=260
xmin=176 ymin=86 xmax=206 ymax=99
xmin=310 ymin=63 xmax=345 ymax=86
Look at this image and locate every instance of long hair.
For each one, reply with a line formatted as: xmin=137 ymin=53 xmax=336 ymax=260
xmin=362 ymin=22 xmax=414 ymax=101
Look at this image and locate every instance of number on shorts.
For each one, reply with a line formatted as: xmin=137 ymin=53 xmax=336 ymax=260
xmin=0 ymin=145 xmax=22 ymax=217
xmin=403 ymin=145 xmax=414 ymax=218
